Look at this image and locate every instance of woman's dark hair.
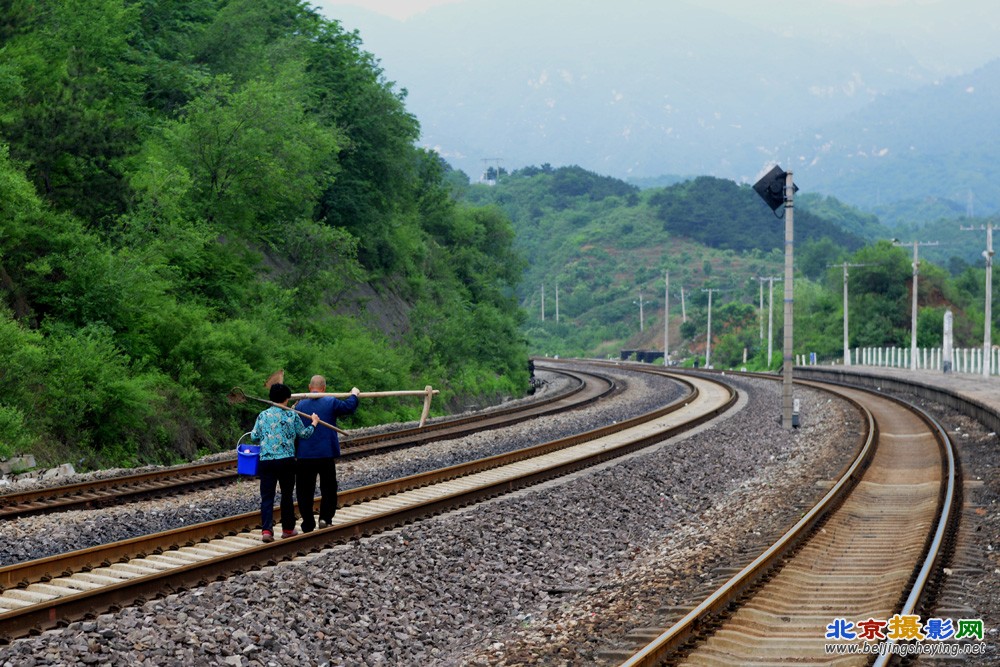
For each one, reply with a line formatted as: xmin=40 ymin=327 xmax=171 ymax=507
xmin=269 ymin=383 xmax=292 ymax=403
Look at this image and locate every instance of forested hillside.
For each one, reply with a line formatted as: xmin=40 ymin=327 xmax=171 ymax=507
xmin=460 ymin=166 xmax=995 ymax=369
xmin=0 ymin=0 xmax=527 ymax=468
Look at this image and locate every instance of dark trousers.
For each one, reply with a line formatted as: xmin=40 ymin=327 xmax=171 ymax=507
xmin=295 ymin=457 xmax=338 ymax=532
xmin=258 ymin=457 xmax=297 ymax=533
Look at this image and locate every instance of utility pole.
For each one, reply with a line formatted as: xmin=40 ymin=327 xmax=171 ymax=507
xmin=680 ymin=286 xmax=687 ymax=322
xmin=540 ymin=284 xmax=545 ymax=322
xmin=828 ymin=263 xmax=874 ymax=367
xmin=753 ymin=165 xmax=797 ymax=428
xmin=481 ymin=158 xmax=503 ymax=184
xmin=701 ymin=288 xmax=732 ymax=369
xmin=555 ymin=282 xmax=560 ymax=323
xmin=782 ymin=171 xmax=795 ymax=428
xmin=961 ymin=224 xmax=998 ymax=377
xmin=703 ymin=288 xmax=715 ymax=369
xmin=893 ymin=240 xmax=939 ymax=370
xmin=664 ymin=271 xmax=669 ymax=363
xmin=634 ymin=290 xmax=645 ymax=332
xmin=756 ymin=278 xmax=764 ymax=341
xmin=766 ymin=277 xmax=782 ymax=368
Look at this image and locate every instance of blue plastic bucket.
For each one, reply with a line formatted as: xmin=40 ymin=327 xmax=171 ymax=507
xmin=236 ymin=436 xmax=260 ymax=476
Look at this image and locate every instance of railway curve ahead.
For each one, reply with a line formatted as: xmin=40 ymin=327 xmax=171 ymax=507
xmin=621 ymin=376 xmax=958 ymax=666
xmin=0 ymin=369 xmax=736 ymax=643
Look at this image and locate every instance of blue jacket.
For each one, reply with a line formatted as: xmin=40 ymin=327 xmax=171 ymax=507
xmin=251 ymin=407 xmax=314 ymax=461
xmin=295 ymin=394 xmax=358 ymax=458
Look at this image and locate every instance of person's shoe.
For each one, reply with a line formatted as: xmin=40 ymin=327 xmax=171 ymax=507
xmin=318 ymin=519 xmax=329 ymax=529
xmin=261 ymin=530 xmax=274 ymax=543
xmin=281 ymin=529 xmax=299 ymax=539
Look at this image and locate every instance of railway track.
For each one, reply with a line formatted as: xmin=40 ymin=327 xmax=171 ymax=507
xmin=0 ymin=370 xmax=735 ymax=643
xmin=619 ymin=377 xmax=959 ymax=666
xmin=0 ymin=366 xmax=613 ymax=520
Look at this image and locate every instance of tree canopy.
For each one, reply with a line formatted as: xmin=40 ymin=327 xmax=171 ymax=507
xmin=459 ymin=164 xmax=994 ymax=370
xmin=0 ymin=0 xmax=527 ymax=467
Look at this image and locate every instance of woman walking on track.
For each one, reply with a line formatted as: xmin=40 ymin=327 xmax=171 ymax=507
xmin=251 ymin=383 xmax=320 ymax=542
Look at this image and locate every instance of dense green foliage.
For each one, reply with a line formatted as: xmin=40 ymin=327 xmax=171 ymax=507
xmin=649 ymin=177 xmax=866 ymax=254
xmin=3 ymin=2 xmax=995 ymax=470
xmin=459 ymin=165 xmax=997 ymax=372
xmin=0 ymin=0 xmax=527 ymax=467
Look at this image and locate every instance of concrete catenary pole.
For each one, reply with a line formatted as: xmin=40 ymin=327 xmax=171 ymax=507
xmin=704 ymin=288 xmax=714 ymax=368
xmin=637 ymin=290 xmax=644 ymax=333
xmin=843 ymin=263 xmax=850 ymax=366
xmin=768 ymin=278 xmax=779 ymax=368
xmin=894 ymin=240 xmax=939 ymax=371
xmin=962 ymin=224 xmax=996 ymax=377
xmin=758 ymin=278 xmax=764 ymax=341
xmin=763 ymin=277 xmax=782 ymax=369
xmin=985 ymin=226 xmax=994 ymax=377
xmin=943 ymin=309 xmax=954 ymax=373
xmin=555 ymin=282 xmax=560 ymax=323
xmin=910 ymin=243 xmax=918 ymax=370
xmin=782 ymin=171 xmax=795 ymax=429
xmin=828 ymin=263 xmax=873 ymax=367
xmin=664 ymin=271 xmax=669 ymax=363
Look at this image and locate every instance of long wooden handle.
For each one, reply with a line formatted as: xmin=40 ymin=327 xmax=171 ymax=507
xmin=257 ymin=398 xmax=349 ymax=436
xmin=288 ymin=387 xmax=439 ymax=430
xmin=286 ymin=406 xmax=349 ymax=437
xmin=290 ymin=390 xmax=439 ymax=399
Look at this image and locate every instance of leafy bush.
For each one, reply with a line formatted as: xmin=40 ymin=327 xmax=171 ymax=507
xmin=0 ymin=406 xmax=34 ymax=460
xmin=0 ymin=3 xmax=530 ymax=469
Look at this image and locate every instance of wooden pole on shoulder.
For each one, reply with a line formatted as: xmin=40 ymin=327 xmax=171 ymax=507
xmin=289 ymin=387 xmax=440 ymax=429
xmin=290 ymin=389 xmax=440 ymax=399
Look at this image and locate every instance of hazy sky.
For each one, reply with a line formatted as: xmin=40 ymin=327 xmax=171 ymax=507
xmin=320 ymin=0 xmax=970 ymax=20
xmin=312 ymin=0 xmax=1000 ymax=199
xmin=319 ymin=0 xmax=465 ymax=20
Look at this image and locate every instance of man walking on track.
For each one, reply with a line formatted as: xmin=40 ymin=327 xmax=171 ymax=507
xmin=295 ymin=375 xmax=359 ymax=532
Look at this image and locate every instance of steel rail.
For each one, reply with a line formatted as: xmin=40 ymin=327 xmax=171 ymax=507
xmin=852 ymin=387 xmax=957 ymax=667
xmin=619 ymin=375 xmax=958 ymax=666
xmin=0 ymin=370 xmax=687 ymax=591
xmin=0 ymin=371 xmax=736 ymax=642
xmin=0 ymin=367 xmax=610 ymax=519
xmin=618 ymin=379 xmax=877 ymax=666
xmin=338 ymin=366 xmax=614 ymax=457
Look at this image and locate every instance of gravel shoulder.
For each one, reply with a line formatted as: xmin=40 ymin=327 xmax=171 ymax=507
xmin=6 ymin=370 xmax=977 ymax=666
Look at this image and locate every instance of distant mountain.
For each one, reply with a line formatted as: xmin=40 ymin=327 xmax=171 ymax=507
xmin=789 ymin=59 xmax=1000 ymax=215
xmin=317 ymin=0 xmax=1000 ymax=214
xmin=456 ymin=165 xmax=889 ymax=357
xmin=871 ymin=197 xmax=968 ymax=229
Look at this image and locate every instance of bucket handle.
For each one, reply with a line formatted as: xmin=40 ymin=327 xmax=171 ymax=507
xmin=236 ymin=431 xmax=253 ymax=449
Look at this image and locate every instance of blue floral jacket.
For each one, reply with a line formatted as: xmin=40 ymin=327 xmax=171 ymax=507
xmin=250 ymin=407 xmax=315 ymax=461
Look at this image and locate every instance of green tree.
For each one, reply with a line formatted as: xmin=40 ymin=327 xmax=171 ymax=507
xmin=0 ymin=0 xmax=531 ymax=469
xmin=303 ymin=18 xmax=421 ymax=274
xmin=0 ymin=0 xmax=145 ymax=223
xmin=800 ymin=237 xmax=846 ymax=280
xmin=134 ymin=71 xmax=340 ymax=238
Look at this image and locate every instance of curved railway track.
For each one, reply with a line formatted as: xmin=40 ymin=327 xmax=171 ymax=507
xmin=0 ymin=370 xmax=735 ymax=643
xmin=619 ymin=376 xmax=959 ymax=666
xmin=0 ymin=366 xmax=614 ymax=520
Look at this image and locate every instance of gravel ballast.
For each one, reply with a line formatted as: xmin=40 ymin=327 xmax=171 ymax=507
xmin=0 ymin=368 xmax=681 ymax=567
xmin=5 ymin=366 xmax=995 ymax=665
